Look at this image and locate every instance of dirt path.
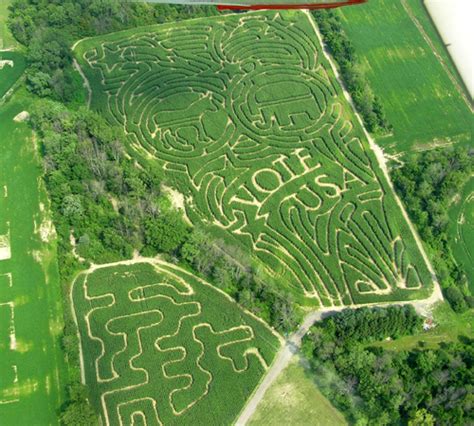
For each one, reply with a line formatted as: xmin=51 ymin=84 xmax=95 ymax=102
xmin=236 ymin=288 xmax=442 ymax=426
xmin=72 ymin=58 xmax=91 ymax=108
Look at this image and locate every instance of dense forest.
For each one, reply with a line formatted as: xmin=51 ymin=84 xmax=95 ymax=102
xmin=392 ymin=147 xmax=473 ymax=312
xmin=302 ymin=306 xmax=474 ymax=425
xmin=312 ymin=10 xmax=391 ymax=134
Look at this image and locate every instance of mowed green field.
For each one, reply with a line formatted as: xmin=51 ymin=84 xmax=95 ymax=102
xmin=338 ymin=0 xmax=473 ymax=154
xmin=0 ymin=95 xmax=66 ymax=424
xmin=0 ymin=0 xmax=16 ymax=49
xmin=75 ymin=10 xmax=434 ymax=307
xmin=72 ymin=261 xmax=280 ymax=425
xmin=0 ymin=51 xmax=26 ymax=99
xmin=449 ymin=178 xmax=474 ymax=292
xmin=249 ymin=358 xmax=347 ymax=426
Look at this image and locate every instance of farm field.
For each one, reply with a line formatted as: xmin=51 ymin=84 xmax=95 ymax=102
xmin=0 ymin=94 xmax=66 ymax=424
xmin=449 ymin=178 xmax=474 ymax=293
xmin=248 ymin=357 xmax=347 ymax=426
xmin=0 ymin=51 xmax=26 ymax=99
xmin=71 ymin=260 xmax=281 ymax=425
xmin=338 ymin=0 xmax=473 ymax=154
xmin=0 ymin=0 xmax=16 ymax=49
xmin=75 ymin=10 xmax=434 ymax=308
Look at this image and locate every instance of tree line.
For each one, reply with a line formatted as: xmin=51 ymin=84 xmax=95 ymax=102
xmin=312 ymin=10 xmax=391 ymax=134
xmin=392 ymin=147 xmax=473 ymax=313
xmin=302 ymin=306 xmax=473 ymax=425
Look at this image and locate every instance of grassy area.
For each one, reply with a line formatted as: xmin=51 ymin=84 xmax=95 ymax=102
xmin=74 ymin=10 xmax=434 ymax=307
xmin=0 ymin=0 xmax=16 ymax=49
xmin=449 ymin=178 xmax=474 ymax=293
xmin=0 ymin=51 xmax=26 ymax=99
xmin=72 ymin=261 xmax=280 ymax=425
xmin=338 ymin=0 xmax=472 ymax=154
xmin=0 ymin=92 xmax=66 ymax=424
xmin=370 ymin=302 xmax=473 ymax=352
xmin=249 ymin=358 xmax=347 ymax=426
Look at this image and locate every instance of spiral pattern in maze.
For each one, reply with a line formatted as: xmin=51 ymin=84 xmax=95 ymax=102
xmin=79 ymin=11 xmax=431 ymax=306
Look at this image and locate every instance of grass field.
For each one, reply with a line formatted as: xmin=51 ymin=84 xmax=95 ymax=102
xmin=0 ymin=0 xmax=16 ymax=49
xmin=249 ymin=358 xmax=346 ymax=426
xmin=338 ymin=0 xmax=472 ymax=154
xmin=71 ymin=260 xmax=280 ymax=425
xmin=449 ymin=178 xmax=474 ymax=293
xmin=0 ymin=51 xmax=26 ymax=99
xmin=0 ymin=93 xmax=66 ymax=424
xmin=74 ymin=10 xmax=434 ymax=307
xmin=370 ymin=302 xmax=473 ymax=352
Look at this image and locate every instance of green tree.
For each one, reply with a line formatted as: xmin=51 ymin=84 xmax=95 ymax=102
xmin=144 ymin=213 xmax=188 ymax=254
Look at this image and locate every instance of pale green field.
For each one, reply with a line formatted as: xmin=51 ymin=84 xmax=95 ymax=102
xmin=338 ymin=0 xmax=472 ymax=154
xmin=0 ymin=92 xmax=66 ymax=424
xmin=249 ymin=358 xmax=347 ymax=426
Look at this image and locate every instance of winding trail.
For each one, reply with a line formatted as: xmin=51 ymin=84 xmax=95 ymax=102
xmin=72 ymin=58 xmax=91 ymax=108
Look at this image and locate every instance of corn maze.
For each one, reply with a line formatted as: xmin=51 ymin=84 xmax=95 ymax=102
xmin=75 ymin=11 xmax=433 ymax=306
xmin=72 ymin=261 xmax=280 ymax=425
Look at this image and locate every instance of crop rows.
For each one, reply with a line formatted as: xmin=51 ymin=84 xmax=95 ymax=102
xmin=75 ymin=11 xmax=432 ymax=306
xmin=72 ymin=261 xmax=279 ymax=425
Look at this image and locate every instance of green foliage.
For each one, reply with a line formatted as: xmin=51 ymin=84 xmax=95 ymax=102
xmin=302 ymin=306 xmax=473 ymax=425
xmin=7 ymin=0 xmax=219 ymax=103
xmin=392 ymin=147 xmax=473 ymax=311
xmin=72 ymin=262 xmax=280 ymax=425
xmin=30 ymin=99 xmax=166 ymax=272
xmin=60 ymin=382 xmax=98 ymax=426
xmin=180 ymin=228 xmax=299 ymax=333
xmin=144 ymin=213 xmax=189 ymax=254
xmin=74 ymin=10 xmax=433 ymax=307
xmin=312 ymin=10 xmax=390 ymax=134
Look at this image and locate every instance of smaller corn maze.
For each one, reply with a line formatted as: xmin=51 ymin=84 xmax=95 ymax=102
xmin=71 ymin=261 xmax=280 ymax=425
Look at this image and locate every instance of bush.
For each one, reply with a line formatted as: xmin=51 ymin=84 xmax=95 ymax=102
xmin=144 ymin=213 xmax=189 ymax=254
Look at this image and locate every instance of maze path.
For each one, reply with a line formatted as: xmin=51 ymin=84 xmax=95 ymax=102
xmin=72 ymin=261 xmax=280 ymax=425
xmin=75 ymin=11 xmax=432 ymax=306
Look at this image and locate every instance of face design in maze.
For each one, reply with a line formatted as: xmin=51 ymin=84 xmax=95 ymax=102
xmin=83 ymin=13 xmax=427 ymax=305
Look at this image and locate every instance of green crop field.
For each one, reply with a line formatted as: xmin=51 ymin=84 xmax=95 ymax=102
xmin=0 ymin=0 xmax=16 ymax=49
xmin=449 ymin=178 xmax=474 ymax=292
xmin=74 ymin=10 xmax=434 ymax=307
xmin=0 ymin=51 xmax=26 ymax=99
xmin=71 ymin=260 xmax=280 ymax=425
xmin=338 ymin=0 xmax=473 ymax=154
xmin=0 ymin=94 xmax=66 ymax=424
